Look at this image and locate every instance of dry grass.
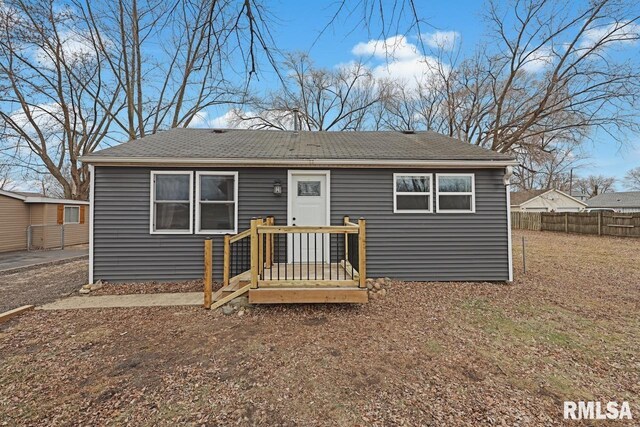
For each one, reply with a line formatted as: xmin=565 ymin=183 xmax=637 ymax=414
xmin=1 ymin=230 xmax=639 ymax=426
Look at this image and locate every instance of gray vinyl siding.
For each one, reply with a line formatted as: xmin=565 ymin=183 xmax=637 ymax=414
xmin=93 ymin=167 xmax=288 ymax=282
xmin=93 ymin=166 xmax=509 ymax=282
xmin=331 ymin=169 xmax=509 ymax=281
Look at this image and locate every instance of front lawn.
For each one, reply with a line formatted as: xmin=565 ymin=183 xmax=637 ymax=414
xmin=1 ymin=230 xmax=638 ymax=426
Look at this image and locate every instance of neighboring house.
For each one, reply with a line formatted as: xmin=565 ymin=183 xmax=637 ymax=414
xmin=570 ymin=191 xmax=589 ymax=202
xmin=510 ymin=189 xmax=587 ymax=212
xmin=81 ymin=128 xmax=517 ymax=293
xmin=0 ymin=190 xmax=89 ymax=253
xmin=587 ymin=191 xmax=640 ymax=213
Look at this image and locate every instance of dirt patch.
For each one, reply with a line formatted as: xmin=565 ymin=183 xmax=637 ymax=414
xmin=0 ymin=230 xmax=638 ymax=426
xmin=0 ymin=259 xmax=87 ymax=313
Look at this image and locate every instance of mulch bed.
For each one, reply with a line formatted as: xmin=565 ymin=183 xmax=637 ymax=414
xmin=89 ymin=280 xmax=208 ymax=296
xmin=1 ymin=230 xmax=638 ymax=426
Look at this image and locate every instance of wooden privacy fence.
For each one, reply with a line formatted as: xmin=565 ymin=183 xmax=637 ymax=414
xmin=510 ymin=212 xmax=542 ymax=231
xmin=511 ymin=211 xmax=640 ymax=237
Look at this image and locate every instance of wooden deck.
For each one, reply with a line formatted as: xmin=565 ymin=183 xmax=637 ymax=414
xmin=249 ymin=287 xmax=368 ymax=304
xmin=259 ymin=262 xmax=356 ymax=285
xmin=253 ymin=262 xmax=366 ymax=302
xmin=212 ymin=263 xmax=367 ymax=304
xmin=205 ymin=216 xmax=368 ymax=308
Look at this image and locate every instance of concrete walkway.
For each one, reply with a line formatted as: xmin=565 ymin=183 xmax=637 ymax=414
xmin=0 ymin=247 xmax=88 ymax=274
xmin=38 ymin=292 xmax=203 ymax=310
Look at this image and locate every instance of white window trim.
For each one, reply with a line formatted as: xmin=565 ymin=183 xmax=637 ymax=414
xmin=195 ymin=171 xmax=238 ymax=235
xmin=393 ymin=173 xmax=433 ymax=213
xmin=64 ymin=205 xmax=80 ymax=224
xmin=436 ymin=173 xmax=476 ymax=213
xmin=149 ymin=171 xmax=194 ymax=235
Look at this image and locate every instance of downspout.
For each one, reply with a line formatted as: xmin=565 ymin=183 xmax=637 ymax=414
xmin=504 ymin=166 xmax=514 ymax=282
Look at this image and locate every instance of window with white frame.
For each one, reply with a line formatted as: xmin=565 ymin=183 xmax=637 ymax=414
xmin=394 ymin=173 xmax=432 ymax=213
xmin=64 ymin=206 xmax=80 ymax=224
xmin=196 ymin=172 xmax=238 ymax=234
xmin=151 ymin=171 xmax=193 ymax=233
xmin=436 ymin=174 xmax=475 ymax=213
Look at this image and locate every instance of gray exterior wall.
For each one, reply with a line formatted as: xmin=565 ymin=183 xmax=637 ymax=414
xmin=93 ymin=166 xmax=509 ymax=282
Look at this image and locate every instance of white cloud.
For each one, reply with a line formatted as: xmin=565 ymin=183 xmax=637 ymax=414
xmin=207 ymin=110 xmax=237 ymax=128
xmin=35 ymin=30 xmax=97 ymax=68
xmin=187 ymin=110 xmax=210 ymax=127
xmin=352 ymin=35 xmax=421 ymax=60
xmin=521 ymin=47 xmax=555 ymax=73
xmin=200 ymin=109 xmax=279 ymax=129
xmin=350 ymin=35 xmax=446 ymax=89
xmin=9 ymin=103 xmax=64 ymax=136
xmin=421 ymin=31 xmax=460 ymax=50
xmin=370 ymin=55 xmax=443 ymax=86
xmin=579 ymin=21 xmax=640 ymax=50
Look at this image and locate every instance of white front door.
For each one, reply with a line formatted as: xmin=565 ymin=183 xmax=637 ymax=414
xmin=288 ymin=171 xmax=329 ymax=263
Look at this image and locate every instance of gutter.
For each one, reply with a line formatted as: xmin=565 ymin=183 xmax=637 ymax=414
xmin=80 ymin=156 xmax=519 ymax=168
xmin=23 ymin=197 xmax=89 ymax=205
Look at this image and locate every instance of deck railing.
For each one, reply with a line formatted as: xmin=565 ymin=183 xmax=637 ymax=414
xmin=204 ymin=216 xmax=367 ymax=308
xmin=224 ymin=216 xmax=366 ymax=288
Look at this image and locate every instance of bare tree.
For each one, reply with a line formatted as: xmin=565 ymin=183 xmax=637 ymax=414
xmin=0 ymin=163 xmax=16 ymax=190
xmin=623 ymin=166 xmax=640 ymax=190
xmin=371 ymin=0 xmax=640 ymax=189
xmin=231 ymin=54 xmax=390 ymax=131
xmin=0 ymin=0 xmax=274 ymax=199
xmin=575 ymin=175 xmax=617 ymax=196
xmin=479 ymin=0 xmax=640 ymax=153
xmin=511 ymin=134 xmax=586 ymax=190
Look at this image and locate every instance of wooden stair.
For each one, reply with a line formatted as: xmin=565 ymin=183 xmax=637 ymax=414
xmin=248 ymin=287 xmax=368 ymax=304
xmin=212 ymin=270 xmax=251 ymax=302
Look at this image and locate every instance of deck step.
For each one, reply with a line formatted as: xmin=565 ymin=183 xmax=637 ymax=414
xmin=249 ymin=287 xmax=368 ymax=304
xmin=213 ymin=271 xmax=251 ymax=301
xmin=229 ymin=270 xmax=251 ymax=288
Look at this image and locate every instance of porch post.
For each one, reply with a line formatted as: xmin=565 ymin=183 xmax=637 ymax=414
xmin=203 ymin=238 xmax=213 ymax=309
xmin=250 ymin=218 xmax=259 ymax=288
xmin=358 ymin=218 xmax=366 ymax=288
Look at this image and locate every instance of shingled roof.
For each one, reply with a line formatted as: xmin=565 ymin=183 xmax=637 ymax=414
xmin=510 ymin=190 xmax=547 ymax=206
xmin=587 ymin=191 xmax=640 ymax=208
xmin=81 ymin=129 xmax=516 ymax=166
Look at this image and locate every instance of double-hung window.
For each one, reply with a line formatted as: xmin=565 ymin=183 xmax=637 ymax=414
xmin=151 ymin=171 xmax=193 ymax=234
xmin=436 ymin=173 xmax=475 ymax=213
xmin=64 ymin=206 xmax=80 ymax=224
xmin=393 ymin=173 xmax=432 ymax=213
xmin=196 ymin=172 xmax=238 ymax=234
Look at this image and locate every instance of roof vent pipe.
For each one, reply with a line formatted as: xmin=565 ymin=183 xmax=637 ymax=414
xmin=292 ymin=108 xmax=300 ymax=132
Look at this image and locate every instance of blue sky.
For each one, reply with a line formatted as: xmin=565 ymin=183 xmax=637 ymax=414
xmin=206 ymin=0 xmax=640 ymax=185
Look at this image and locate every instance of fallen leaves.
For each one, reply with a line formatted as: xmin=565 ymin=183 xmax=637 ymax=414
xmin=0 ymin=231 xmax=639 ymax=426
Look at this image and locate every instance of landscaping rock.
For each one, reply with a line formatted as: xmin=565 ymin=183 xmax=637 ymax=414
xmin=221 ymin=305 xmax=234 ymax=315
xmin=88 ymin=283 xmax=104 ymax=291
xmin=237 ymin=309 xmax=245 ymax=317
xmin=79 ymin=288 xmax=90 ymax=295
xmin=373 ymin=282 xmax=381 ymax=290
xmin=379 ymin=288 xmax=387 ymax=298
xmin=82 ymin=284 xmax=92 ymax=290
xmin=229 ymin=296 xmax=251 ymax=309
xmin=366 ymin=283 xmax=373 ymax=290
xmin=377 ymin=277 xmax=386 ymax=286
